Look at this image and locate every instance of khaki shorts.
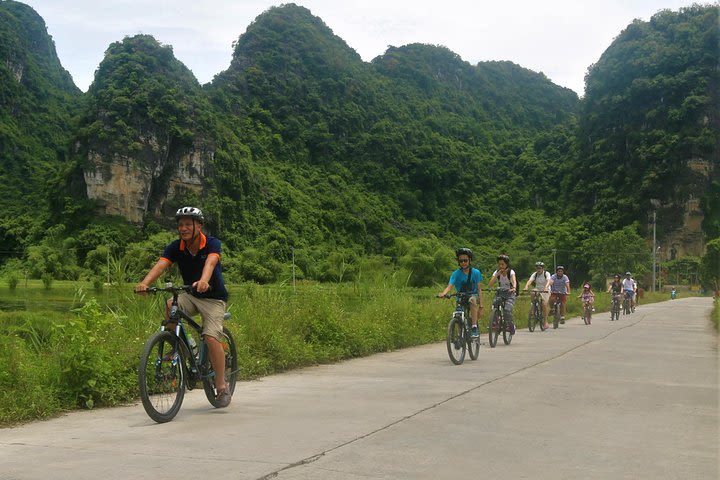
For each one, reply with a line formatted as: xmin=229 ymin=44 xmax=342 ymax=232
xmin=177 ymin=293 xmax=227 ymax=341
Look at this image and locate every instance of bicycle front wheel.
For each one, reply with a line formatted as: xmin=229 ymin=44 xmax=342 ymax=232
xmin=467 ymin=320 xmax=480 ymax=361
xmin=503 ymin=320 xmax=513 ymax=345
xmin=446 ymin=316 xmax=466 ymax=365
xmin=138 ymin=330 xmax=185 ymax=423
xmin=527 ymin=306 xmax=536 ymax=332
xmin=203 ymin=327 xmax=239 ymax=407
xmin=489 ymin=310 xmax=501 ymax=348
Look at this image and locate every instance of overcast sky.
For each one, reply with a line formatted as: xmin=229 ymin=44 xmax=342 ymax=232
xmin=20 ymin=0 xmax=706 ymax=96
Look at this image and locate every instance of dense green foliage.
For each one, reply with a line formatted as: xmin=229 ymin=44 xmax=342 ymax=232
xmin=699 ymin=238 xmax=720 ymax=292
xmin=572 ymin=5 xmax=719 ymax=235
xmin=0 ymin=0 xmax=80 ymax=251
xmin=0 ymin=3 xmax=717 ymax=288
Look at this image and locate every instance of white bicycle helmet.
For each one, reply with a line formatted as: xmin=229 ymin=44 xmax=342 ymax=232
xmin=175 ymin=206 xmax=204 ymax=223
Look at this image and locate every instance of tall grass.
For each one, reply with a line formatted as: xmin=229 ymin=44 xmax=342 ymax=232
xmin=0 ymin=279 xmax=695 ymax=426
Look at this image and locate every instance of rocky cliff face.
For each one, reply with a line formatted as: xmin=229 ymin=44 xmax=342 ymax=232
xmin=659 ymin=158 xmax=714 ymax=258
xmin=74 ymin=34 xmax=213 ymax=224
xmin=83 ymin=146 xmax=208 ymax=223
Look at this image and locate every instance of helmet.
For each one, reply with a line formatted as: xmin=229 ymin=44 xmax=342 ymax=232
xmin=175 ymin=206 xmax=204 ymax=223
xmin=614 ymin=274 xmax=621 ymax=279
xmin=556 ymin=265 xmax=565 ymax=272
xmin=625 ymin=271 xmax=632 ymax=276
xmin=455 ymin=248 xmax=473 ymax=260
xmin=535 ymin=261 xmax=545 ymax=267
xmin=496 ymin=254 xmax=510 ymax=263
xmin=583 ymin=283 xmax=591 ymax=289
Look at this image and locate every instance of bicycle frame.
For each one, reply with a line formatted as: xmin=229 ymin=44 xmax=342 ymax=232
xmin=447 ymin=292 xmax=473 ymax=338
xmin=153 ymin=285 xmax=224 ymax=386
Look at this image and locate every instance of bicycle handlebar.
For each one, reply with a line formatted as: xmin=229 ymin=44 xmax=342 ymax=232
xmin=438 ymin=292 xmax=474 ymax=299
xmin=135 ymin=284 xmax=195 ymax=295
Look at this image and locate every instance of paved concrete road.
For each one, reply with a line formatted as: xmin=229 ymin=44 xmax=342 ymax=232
xmin=1 ymin=298 xmax=717 ymax=480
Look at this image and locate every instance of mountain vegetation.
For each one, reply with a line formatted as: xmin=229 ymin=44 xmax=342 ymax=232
xmin=0 ymin=1 xmax=717 ymax=290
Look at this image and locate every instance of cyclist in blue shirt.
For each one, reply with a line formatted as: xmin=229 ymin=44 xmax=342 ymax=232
xmin=134 ymin=206 xmax=231 ymax=408
xmin=438 ymin=248 xmax=484 ymax=337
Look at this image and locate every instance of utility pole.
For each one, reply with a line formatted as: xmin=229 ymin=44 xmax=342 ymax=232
xmin=553 ymin=249 xmax=557 ymax=271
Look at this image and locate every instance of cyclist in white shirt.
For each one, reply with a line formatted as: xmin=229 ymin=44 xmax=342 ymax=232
xmin=622 ymin=272 xmax=637 ymax=312
xmin=524 ymin=261 xmax=553 ymax=329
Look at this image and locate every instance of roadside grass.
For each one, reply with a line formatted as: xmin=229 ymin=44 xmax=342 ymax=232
xmin=0 ymin=279 xmax=700 ymax=426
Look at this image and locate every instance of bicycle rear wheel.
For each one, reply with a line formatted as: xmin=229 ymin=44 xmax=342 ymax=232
xmin=489 ymin=310 xmax=501 ymax=348
xmin=203 ymin=327 xmax=239 ymax=407
xmin=552 ymin=304 xmax=560 ymax=329
xmin=138 ymin=330 xmax=185 ymax=423
xmin=446 ymin=316 xmax=466 ymax=365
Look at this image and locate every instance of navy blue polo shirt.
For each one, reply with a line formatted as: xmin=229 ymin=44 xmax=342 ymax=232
xmin=161 ymin=233 xmax=228 ymax=301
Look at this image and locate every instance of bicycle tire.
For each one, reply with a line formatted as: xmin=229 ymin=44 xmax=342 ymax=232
xmin=203 ymin=327 xmax=239 ymax=406
xmin=502 ymin=320 xmax=513 ymax=345
xmin=138 ymin=330 xmax=185 ymax=423
xmin=489 ymin=310 xmax=501 ymax=348
xmin=446 ymin=316 xmax=466 ymax=365
xmin=583 ymin=305 xmax=591 ymax=325
xmin=466 ymin=318 xmax=480 ymax=360
xmin=528 ymin=306 xmax=536 ymax=332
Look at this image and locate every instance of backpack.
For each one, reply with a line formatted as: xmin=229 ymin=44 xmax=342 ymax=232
xmin=530 ymin=270 xmax=550 ymax=285
xmin=461 ymin=268 xmax=476 ymax=293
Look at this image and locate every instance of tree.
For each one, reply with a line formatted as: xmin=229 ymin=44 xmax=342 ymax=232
xmin=583 ymin=225 xmax=651 ymax=287
xmin=699 ymin=238 xmax=720 ymax=294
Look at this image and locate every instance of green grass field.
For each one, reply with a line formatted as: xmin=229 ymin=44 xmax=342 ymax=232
xmin=0 ymin=279 xmax=700 ymax=426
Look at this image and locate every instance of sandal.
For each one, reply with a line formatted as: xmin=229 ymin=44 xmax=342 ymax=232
xmin=215 ymin=387 xmax=232 ymax=408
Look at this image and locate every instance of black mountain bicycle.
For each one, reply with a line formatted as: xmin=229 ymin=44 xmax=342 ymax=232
xmin=610 ymin=293 xmax=621 ymax=321
xmin=622 ymin=292 xmax=632 ymax=316
xmin=489 ymin=288 xmax=514 ymax=347
xmin=137 ymin=284 xmax=238 ymax=423
xmin=527 ymin=290 xmax=547 ymax=332
xmin=441 ymin=292 xmax=480 ymax=365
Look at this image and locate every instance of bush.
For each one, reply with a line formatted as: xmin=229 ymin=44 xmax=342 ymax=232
xmin=41 ymin=273 xmax=53 ymax=289
xmin=7 ymin=275 xmax=18 ymax=290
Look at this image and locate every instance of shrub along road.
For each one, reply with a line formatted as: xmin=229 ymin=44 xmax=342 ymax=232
xmin=1 ymin=297 xmax=717 ymax=480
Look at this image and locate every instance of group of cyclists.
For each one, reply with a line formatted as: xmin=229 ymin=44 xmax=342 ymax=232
xmin=438 ymin=247 xmax=639 ymax=336
xmin=131 ymin=206 xmax=641 ymax=411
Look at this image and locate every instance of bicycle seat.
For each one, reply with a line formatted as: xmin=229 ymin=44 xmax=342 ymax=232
xmin=223 ymin=312 xmax=231 ymax=321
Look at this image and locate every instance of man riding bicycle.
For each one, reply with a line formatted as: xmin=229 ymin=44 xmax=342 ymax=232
xmin=549 ymin=265 xmax=570 ymax=323
xmin=622 ymin=272 xmax=637 ymax=312
xmin=524 ymin=261 xmax=552 ymax=329
xmin=438 ymin=248 xmax=484 ymax=337
xmin=134 ymin=206 xmax=232 ymax=408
